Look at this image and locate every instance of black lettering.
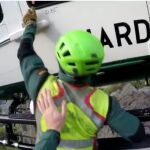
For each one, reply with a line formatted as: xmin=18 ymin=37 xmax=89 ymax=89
xmin=134 ymin=19 xmax=150 ymax=44
xmin=101 ymin=27 xmax=114 ymax=48
xmin=0 ymin=4 xmax=3 ymax=23
xmin=114 ymin=22 xmax=132 ymax=46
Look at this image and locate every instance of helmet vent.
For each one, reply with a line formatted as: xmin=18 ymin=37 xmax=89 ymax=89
xmin=57 ymin=52 xmax=61 ymax=58
xmin=86 ymin=61 xmax=99 ymax=65
xmin=91 ymin=53 xmax=98 ymax=58
xmin=68 ymin=62 xmax=75 ymax=66
xmin=63 ymin=51 xmax=71 ymax=57
xmin=72 ymin=68 xmax=78 ymax=74
xmin=87 ymin=68 xmax=94 ymax=71
xmin=60 ymin=42 xmax=65 ymax=50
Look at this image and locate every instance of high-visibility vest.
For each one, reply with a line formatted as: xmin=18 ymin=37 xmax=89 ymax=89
xmin=36 ymin=76 xmax=109 ymax=150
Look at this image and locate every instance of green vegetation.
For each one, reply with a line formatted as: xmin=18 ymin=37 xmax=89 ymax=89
xmin=131 ymin=80 xmax=147 ymax=89
xmin=100 ymin=83 xmax=124 ymax=94
xmin=0 ymin=146 xmax=17 ymax=150
xmin=0 ymin=79 xmax=148 ymax=150
xmin=101 ymin=79 xmax=148 ymax=95
xmin=0 ymin=125 xmax=17 ymax=150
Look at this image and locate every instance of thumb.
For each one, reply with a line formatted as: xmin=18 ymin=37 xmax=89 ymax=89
xmin=28 ymin=9 xmax=32 ymax=13
xmin=61 ymin=100 xmax=67 ymax=118
xmin=31 ymin=7 xmax=36 ymax=12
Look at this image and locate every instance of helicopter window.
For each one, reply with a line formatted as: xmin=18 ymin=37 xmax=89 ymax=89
xmin=26 ymin=1 xmax=68 ymax=10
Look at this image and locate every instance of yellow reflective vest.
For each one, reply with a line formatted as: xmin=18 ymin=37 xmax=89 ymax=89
xmin=36 ymin=76 xmax=109 ymax=150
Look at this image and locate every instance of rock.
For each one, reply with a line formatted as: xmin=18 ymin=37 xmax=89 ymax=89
xmin=118 ymin=83 xmax=137 ymax=98
xmin=98 ymin=82 xmax=150 ymax=139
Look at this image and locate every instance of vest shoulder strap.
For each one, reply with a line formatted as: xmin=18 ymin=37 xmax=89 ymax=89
xmin=85 ymin=89 xmax=109 ymax=121
xmin=37 ymin=75 xmax=64 ymax=100
xmin=61 ymin=81 xmax=109 ymax=127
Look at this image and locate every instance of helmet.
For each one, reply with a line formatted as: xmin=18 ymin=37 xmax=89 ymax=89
xmin=55 ymin=30 xmax=104 ymax=76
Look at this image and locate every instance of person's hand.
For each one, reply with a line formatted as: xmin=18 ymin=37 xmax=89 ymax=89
xmin=22 ymin=8 xmax=37 ymax=27
xmin=37 ymin=89 xmax=67 ymax=132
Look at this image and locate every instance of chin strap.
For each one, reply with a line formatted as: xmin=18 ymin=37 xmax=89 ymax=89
xmin=58 ymin=70 xmax=91 ymax=86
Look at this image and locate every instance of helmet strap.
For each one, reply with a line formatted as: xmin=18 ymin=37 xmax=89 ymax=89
xmin=58 ymin=68 xmax=91 ymax=86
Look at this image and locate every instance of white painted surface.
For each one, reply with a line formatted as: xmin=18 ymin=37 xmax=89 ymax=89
xmin=0 ymin=1 xmax=150 ymax=86
xmin=0 ymin=1 xmax=22 ymax=38
xmin=30 ymin=1 xmax=150 ymax=62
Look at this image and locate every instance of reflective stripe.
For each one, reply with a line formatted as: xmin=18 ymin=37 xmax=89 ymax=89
xmin=76 ymin=96 xmax=104 ymax=128
xmin=59 ymin=139 xmax=92 ymax=148
xmin=38 ymin=78 xmax=109 ymax=149
xmin=89 ymin=90 xmax=109 ymax=119
xmin=37 ymin=76 xmax=64 ymax=101
xmin=62 ymin=82 xmax=105 ymax=128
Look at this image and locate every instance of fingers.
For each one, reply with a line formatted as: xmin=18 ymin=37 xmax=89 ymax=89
xmin=61 ymin=100 xmax=67 ymax=118
xmin=37 ymin=89 xmax=56 ymax=113
xmin=28 ymin=8 xmax=36 ymax=16
xmin=31 ymin=8 xmax=36 ymax=15
xmin=37 ymin=99 xmax=45 ymax=113
xmin=46 ymin=89 xmax=57 ymax=110
xmin=43 ymin=89 xmax=50 ymax=109
xmin=37 ymin=89 xmax=50 ymax=113
xmin=28 ymin=9 xmax=32 ymax=14
xmin=37 ymin=89 xmax=67 ymax=117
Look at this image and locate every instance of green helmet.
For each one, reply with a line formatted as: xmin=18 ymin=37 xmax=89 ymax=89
xmin=55 ymin=30 xmax=104 ymax=76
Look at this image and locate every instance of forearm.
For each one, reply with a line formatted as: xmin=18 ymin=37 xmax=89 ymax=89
xmin=17 ymin=24 xmax=49 ymax=100
xmin=34 ymin=130 xmax=60 ymax=150
xmin=107 ymin=96 xmax=145 ymax=142
xmin=17 ymin=23 xmax=37 ymax=62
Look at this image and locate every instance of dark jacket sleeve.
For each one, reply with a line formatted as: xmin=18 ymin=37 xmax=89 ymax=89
xmin=17 ymin=24 xmax=49 ymax=100
xmin=107 ymin=96 xmax=145 ymax=142
xmin=34 ymin=130 xmax=60 ymax=150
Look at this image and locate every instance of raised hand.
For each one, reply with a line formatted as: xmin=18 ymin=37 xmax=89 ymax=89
xmin=37 ymin=89 xmax=67 ymax=132
xmin=23 ymin=8 xmax=37 ymax=27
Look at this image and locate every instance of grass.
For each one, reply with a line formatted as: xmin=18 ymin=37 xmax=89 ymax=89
xmin=100 ymin=79 xmax=148 ymax=95
xmin=0 ymin=79 xmax=148 ymax=150
xmin=100 ymin=83 xmax=124 ymax=94
xmin=0 ymin=125 xmax=17 ymax=150
xmin=0 ymin=146 xmax=17 ymax=150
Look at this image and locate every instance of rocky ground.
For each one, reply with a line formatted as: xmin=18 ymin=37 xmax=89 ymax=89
xmin=0 ymin=81 xmax=150 ymax=149
xmin=98 ymin=82 xmax=150 ymax=138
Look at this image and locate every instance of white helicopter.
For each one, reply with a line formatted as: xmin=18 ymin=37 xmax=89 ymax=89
xmin=0 ymin=1 xmax=150 ymax=149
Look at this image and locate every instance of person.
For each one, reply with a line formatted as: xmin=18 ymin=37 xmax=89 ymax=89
xmin=17 ymin=8 xmax=145 ymax=150
xmin=34 ymin=89 xmax=66 ymax=150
